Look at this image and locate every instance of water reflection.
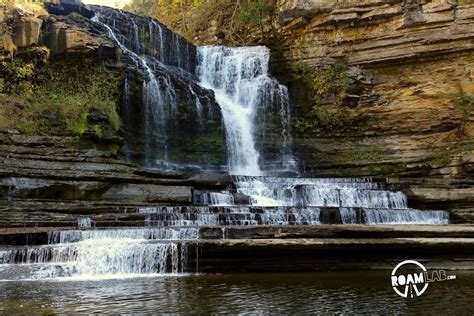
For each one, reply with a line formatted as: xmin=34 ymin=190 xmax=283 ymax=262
xmin=0 ymin=271 xmax=472 ymax=314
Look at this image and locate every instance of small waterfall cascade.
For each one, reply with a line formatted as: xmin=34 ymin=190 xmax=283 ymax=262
xmin=0 ymin=228 xmax=198 ymax=280
xmin=193 ymin=177 xmax=449 ymax=225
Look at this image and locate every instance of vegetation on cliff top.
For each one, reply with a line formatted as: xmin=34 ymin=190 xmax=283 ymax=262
xmin=124 ymin=0 xmax=275 ymax=43
xmin=455 ymin=93 xmax=474 ymax=137
xmin=1 ymin=0 xmax=47 ymax=17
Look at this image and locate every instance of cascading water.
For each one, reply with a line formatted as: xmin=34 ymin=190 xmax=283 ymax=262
xmin=92 ymin=15 xmax=171 ymax=163
xmin=0 ymin=228 xmax=198 ymax=280
xmin=191 ymin=43 xmax=447 ymax=229
xmin=193 ymin=177 xmax=449 ymax=225
xmin=197 ymin=46 xmax=295 ymax=175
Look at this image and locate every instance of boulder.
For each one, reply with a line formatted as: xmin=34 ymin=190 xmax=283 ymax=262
xmin=99 ymin=184 xmax=192 ymax=204
xmin=13 ymin=15 xmax=42 ymax=48
xmin=45 ymin=18 xmax=115 ymax=55
xmin=277 ymin=0 xmax=334 ymax=25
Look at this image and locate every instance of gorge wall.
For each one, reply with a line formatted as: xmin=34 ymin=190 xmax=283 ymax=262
xmin=0 ymin=3 xmax=226 ymax=169
xmin=0 ymin=3 xmax=230 ymax=224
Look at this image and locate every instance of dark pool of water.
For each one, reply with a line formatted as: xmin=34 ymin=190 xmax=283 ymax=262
xmin=0 ymin=271 xmax=473 ymax=314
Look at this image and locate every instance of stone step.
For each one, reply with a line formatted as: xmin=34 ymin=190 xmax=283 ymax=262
xmin=1 ymin=201 xmax=444 ymax=214
xmin=0 ymin=205 xmax=448 ymax=228
xmin=0 ymin=147 xmax=130 ymax=165
xmin=0 ymin=234 xmax=473 ymax=272
xmin=187 ymin=237 xmax=474 ymax=273
xmin=232 ymin=176 xmax=393 ymax=184
xmin=1 ymin=225 xmax=473 ymax=246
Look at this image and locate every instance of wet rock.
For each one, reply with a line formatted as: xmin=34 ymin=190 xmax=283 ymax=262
xmin=135 ymin=168 xmax=193 ymax=180
xmin=190 ymin=237 xmax=474 ymax=273
xmin=87 ymin=109 xmax=109 ymax=124
xmin=44 ymin=2 xmax=95 ymax=19
xmin=233 ymin=193 xmax=250 ymax=205
xmin=99 ymin=184 xmax=192 ymax=204
xmin=189 ymin=172 xmax=233 ymax=189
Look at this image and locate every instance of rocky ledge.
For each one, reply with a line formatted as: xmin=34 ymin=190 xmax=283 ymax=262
xmin=0 ymin=130 xmax=231 ymax=223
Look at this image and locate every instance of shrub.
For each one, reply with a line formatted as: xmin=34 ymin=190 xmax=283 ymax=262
xmin=291 ymin=59 xmax=351 ymax=106
xmin=0 ymin=60 xmax=35 ymax=94
xmin=455 ymin=93 xmax=474 ymax=137
xmin=291 ymin=59 xmax=355 ymax=132
xmin=0 ymin=58 xmax=122 ymax=136
xmin=238 ymin=1 xmax=272 ymax=24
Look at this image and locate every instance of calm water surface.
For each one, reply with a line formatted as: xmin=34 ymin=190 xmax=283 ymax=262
xmin=0 ymin=271 xmax=473 ymax=314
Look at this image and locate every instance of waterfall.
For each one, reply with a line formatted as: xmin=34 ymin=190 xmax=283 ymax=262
xmin=77 ymin=217 xmax=92 ymax=229
xmin=197 ymin=46 xmax=294 ymax=175
xmin=93 ymin=15 xmax=171 ymax=163
xmin=363 ymin=209 xmax=449 ymax=225
xmin=0 ymin=6 xmax=451 ymax=282
xmin=91 ymin=7 xmax=294 ymax=173
xmin=48 ymin=228 xmax=200 ymax=244
xmin=0 ymin=240 xmax=188 ymax=279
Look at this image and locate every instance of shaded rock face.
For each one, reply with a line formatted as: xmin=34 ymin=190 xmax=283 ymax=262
xmin=0 ymin=131 xmax=234 ymax=228
xmin=120 ymin=69 xmax=226 ymax=168
xmin=90 ymin=6 xmax=197 ymax=74
xmin=1 ymin=3 xmax=227 ymax=170
xmin=44 ymin=1 xmax=95 ymax=19
xmin=42 ymin=16 xmax=115 ymax=55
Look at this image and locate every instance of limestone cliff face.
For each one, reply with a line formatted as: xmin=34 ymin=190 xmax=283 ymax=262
xmin=187 ymin=1 xmax=473 ymax=180
xmin=272 ymin=0 xmax=473 ymax=175
xmin=274 ymin=0 xmax=474 ymax=67
xmin=1 ymin=4 xmax=226 ymax=169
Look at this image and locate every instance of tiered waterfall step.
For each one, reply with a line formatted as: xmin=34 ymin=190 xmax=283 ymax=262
xmin=0 ymin=203 xmax=449 ymax=228
xmin=229 ymin=176 xmax=410 ymax=208
xmin=0 ymin=225 xmax=473 ymax=277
